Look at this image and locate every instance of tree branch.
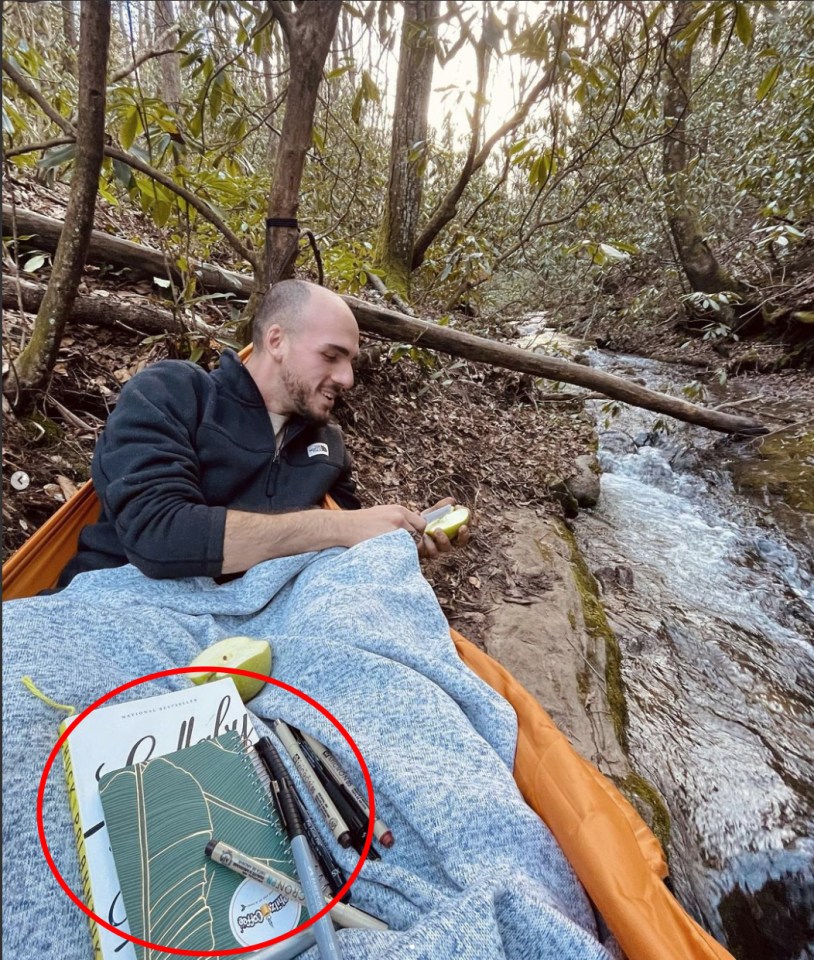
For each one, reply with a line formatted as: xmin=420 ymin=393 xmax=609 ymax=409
xmin=2 ymin=57 xmax=257 ymax=270
xmin=346 ymin=296 xmax=766 ymax=435
xmin=4 ymin=137 xmax=75 ymax=158
xmin=110 ymin=47 xmax=177 ymax=84
xmin=102 ymin=145 xmax=257 ymax=269
xmin=109 ymin=23 xmax=179 ymax=83
xmin=268 ymin=0 xmax=293 ymax=42
xmin=2 ymin=55 xmax=75 ymax=136
xmin=411 ymin=59 xmax=559 ymax=268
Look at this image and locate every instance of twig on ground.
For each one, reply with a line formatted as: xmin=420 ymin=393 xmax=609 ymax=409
xmin=46 ymin=395 xmax=100 ymax=433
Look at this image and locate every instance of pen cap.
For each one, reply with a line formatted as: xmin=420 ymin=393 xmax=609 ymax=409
xmin=258 ymin=737 xmax=303 ymax=836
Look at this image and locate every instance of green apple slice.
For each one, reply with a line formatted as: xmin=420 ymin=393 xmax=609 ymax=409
xmin=188 ymin=636 xmax=272 ymax=703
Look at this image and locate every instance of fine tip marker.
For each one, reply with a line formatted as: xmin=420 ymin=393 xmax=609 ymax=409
xmin=205 ymin=839 xmax=388 ymax=932
xmin=259 ymin=739 xmax=344 ymax=960
xmin=294 ymin=726 xmax=395 ymax=850
xmin=256 ymin=737 xmax=349 ymax=901
xmin=272 ymin=719 xmax=353 ymax=848
xmin=377 ymin=828 xmax=395 ymax=849
xmin=293 ymin=732 xmax=379 ymax=861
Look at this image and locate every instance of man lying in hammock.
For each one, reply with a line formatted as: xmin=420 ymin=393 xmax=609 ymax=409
xmin=55 ymin=279 xmax=469 ymax=589
xmin=5 ymin=521 xmax=620 ymax=960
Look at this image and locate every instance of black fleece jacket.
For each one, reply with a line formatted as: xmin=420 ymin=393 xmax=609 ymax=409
xmin=57 ymin=350 xmax=360 ymax=586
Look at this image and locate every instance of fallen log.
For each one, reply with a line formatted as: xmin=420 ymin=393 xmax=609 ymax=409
xmin=3 ymin=205 xmax=253 ymax=297
xmin=347 ymin=297 xmax=767 ymax=435
xmin=4 ymin=206 xmax=766 ymax=434
xmin=3 ymin=275 xmax=218 ymax=337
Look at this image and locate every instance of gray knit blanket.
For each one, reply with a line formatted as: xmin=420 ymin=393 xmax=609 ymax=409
xmin=3 ymin=530 xmax=615 ymax=959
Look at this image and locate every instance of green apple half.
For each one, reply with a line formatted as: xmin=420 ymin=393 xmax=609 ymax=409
xmin=425 ymin=506 xmax=471 ymax=540
xmin=188 ymin=636 xmax=272 ymax=703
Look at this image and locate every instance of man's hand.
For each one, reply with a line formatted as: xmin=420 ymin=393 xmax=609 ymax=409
xmin=418 ymin=497 xmax=471 ymax=561
xmin=342 ymin=504 xmax=428 ymax=546
xmin=222 ymin=500 xmax=465 ymax=576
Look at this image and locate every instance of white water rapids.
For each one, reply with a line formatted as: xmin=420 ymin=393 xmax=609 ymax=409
xmin=571 ymin=349 xmax=814 ymax=960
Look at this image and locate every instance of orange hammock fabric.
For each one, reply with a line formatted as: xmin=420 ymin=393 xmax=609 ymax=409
xmin=1 ymin=354 xmax=733 ymax=960
xmin=2 ymin=479 xmax=100 ymax=600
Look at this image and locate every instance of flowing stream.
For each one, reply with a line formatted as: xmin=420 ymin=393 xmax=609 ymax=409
xmin=565 ymin=347 xmax=814 ymax=960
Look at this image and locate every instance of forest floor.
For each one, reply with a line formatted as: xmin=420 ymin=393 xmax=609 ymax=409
xmin=3 ymin=172 xmax=813 ymax=650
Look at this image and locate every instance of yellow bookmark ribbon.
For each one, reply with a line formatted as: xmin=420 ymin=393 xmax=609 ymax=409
xmin=20 ymin=676 xmax=76 ymax=716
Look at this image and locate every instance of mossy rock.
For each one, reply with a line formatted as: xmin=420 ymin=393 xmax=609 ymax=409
xmin=555 ymin=520 xmax=673 ymax=852
xmin=614 ymin=771 xmax=672 ymax=855
xmin=555 ymin=519 xmax=629 ymax=752
xmin=551 ymin=481 xmax=580 ymax=519
xmin=25 ymin=411 xmax=63 ymax=445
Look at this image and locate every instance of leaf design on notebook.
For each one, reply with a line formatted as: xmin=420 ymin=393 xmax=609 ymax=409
xmin=99 ymin=731 xmax=299 ymax=958
xmin=101 ymin=760 xmax=215 ymax=958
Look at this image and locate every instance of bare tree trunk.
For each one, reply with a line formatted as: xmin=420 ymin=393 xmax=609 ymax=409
xmin=260 ymin=45 xmax=278 ymax=167
xmin=262 ymin=0 xmax=341 ymax=289
xmin=115 ymin=0 xmax=129 ymax=45
xmin=662 ymin=4 xmax=746 ymax=296
xmin=154 ymin=0 xmax=182 ymax=109
xmin=340 ymin=7 xmax=357 ymax=87
xmin=138 ymin=0 xmax=151 ymax=54
xmin=4 ymin=2 xmax=111 ymax=410
xmin=61 ymin=0 xmax=77 ymax=77
xmin=375 ymin=0 xmax=439 ymax=297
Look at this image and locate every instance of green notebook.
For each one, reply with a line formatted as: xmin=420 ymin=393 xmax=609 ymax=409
xmin=99 ymin=729 xmax=304 ymax=957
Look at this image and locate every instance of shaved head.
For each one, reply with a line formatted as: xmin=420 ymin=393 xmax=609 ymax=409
xmin=253 ymin=279 xmax=316 ymax=348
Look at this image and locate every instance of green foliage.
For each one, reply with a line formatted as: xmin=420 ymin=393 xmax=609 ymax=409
xmin=1 ymin=0 xmax=811 ymax=339
xmin=734 ymin=2 xmax=754 ymax=47
xmin=681 ymin=380 xmax=707 ymax=402
xmin=321 ymin=241 xmax=376 ymax=294
xmin=681 ymin=290 xmax=742 ymax=315
xmin=387 ymin=343 xmax=438 ymax=369
xmin=351 ymin=70 xmax=381 ymax=125
xmin=753 ymin=222 xmax=805 ymax=251
xmin=37 ymin=143 xmax=77 ymax=173
xmin=756 ymin=60 xmax=783 ymax=101
xmin=600 ymin=400 xmax=622 ymax=429
xmin=21 ymin=252 xmax=49 ymax=274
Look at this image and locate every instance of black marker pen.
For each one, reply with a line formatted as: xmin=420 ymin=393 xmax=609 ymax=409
xmin=257 ymin=740 xmax=343 ymax=960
